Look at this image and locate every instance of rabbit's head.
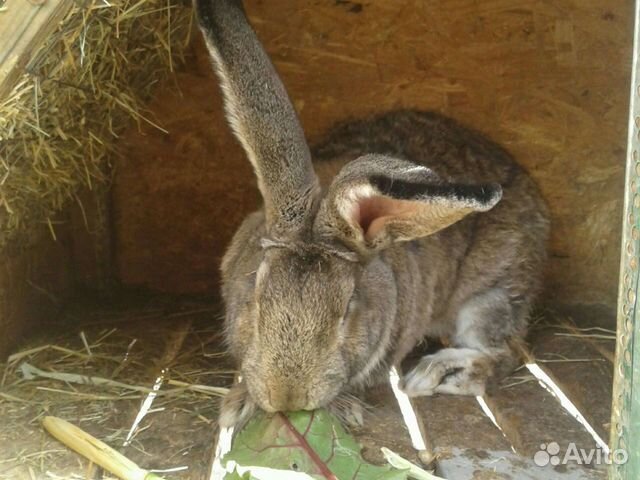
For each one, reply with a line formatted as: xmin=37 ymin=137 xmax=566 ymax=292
xmin=241 ymin=243 xmax=358 ymax=411
xmin=196 ymin=0 xmax=502 ymax=413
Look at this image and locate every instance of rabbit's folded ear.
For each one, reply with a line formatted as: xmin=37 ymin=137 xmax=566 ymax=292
xmin=314 ymin=155 xmax=502 ymax=254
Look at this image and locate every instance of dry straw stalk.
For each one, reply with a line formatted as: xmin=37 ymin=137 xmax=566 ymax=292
xmin=42 ymin=416 xmax=167 ymax=480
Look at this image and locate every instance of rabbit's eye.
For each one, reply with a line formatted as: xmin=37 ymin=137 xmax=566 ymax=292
xmin=340 ymin=293 xmax=358 ymax=327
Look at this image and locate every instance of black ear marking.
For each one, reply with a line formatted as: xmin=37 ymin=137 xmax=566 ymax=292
xmin=369 ymin=175 xmax=502 ymax=207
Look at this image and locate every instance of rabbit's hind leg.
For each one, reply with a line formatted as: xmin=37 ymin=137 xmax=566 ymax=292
xmin=402 ymin=288 xmax=523 ymax=397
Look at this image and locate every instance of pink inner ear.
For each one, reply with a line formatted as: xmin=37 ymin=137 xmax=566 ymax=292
xmin=355 ymin=196 xmax=419 ymax=241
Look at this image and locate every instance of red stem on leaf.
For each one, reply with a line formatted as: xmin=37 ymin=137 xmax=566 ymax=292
xmin=277 ymin=412 xmax=338 ymax=480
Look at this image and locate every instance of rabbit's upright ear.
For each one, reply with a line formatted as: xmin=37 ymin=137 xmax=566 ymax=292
xmin=195 ymin=0 xmax=319 ymax=237
xmin=314 ymin=155 xmax=502 ymax=255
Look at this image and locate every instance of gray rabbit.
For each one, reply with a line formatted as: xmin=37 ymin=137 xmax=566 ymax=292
xmin=194 ymin=0 xmax=550 ymax=428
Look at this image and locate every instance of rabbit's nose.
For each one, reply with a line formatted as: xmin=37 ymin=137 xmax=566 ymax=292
xmin=267 ymin=386 xmax=308 ymax=411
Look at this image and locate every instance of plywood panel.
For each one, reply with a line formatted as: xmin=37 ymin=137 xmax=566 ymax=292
xmin=0 ymin=223 xmax=74 ymax=357
xmin=113 ymin=70 xmax=261 ymax=293
xmin=114 ymin=0 xmax=632 ymax=304
xmin=528 ymin=307 xmax=615 ymax=443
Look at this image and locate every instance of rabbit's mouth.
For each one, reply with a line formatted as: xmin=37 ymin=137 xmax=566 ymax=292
xmin=264 ymin=385 xmax=311 ymax=412
xmin=257 ymin=382 xmax=345 ymax=414
xmin=242 ymin=366 xmax=347 ymax=415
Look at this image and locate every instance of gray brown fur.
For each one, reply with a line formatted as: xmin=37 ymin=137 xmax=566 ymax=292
xmin=195 ymin=0 xmax=549 ymax=427
xmin=194 ymin=0 xmax=319 ymax=236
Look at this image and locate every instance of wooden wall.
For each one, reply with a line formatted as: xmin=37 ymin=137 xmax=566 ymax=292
xmin=113 ymin=0 xmax=634 ymax=306
xmin=0 ymin=187 xmax=112 ymax=357
xmin=0 ymin=226 xmax=73 ymax=357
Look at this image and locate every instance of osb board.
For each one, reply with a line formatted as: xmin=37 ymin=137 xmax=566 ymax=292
xmin=0 ymin=223 xmax=73 ymax=358
xmin=526 ymin=306 xmax=615 ymax=444
xmin=0 ymin=183 xmax=113 ymax=356
xmin=113 ymin=0 xmax=632 ymax=304
xmin=113 ymin=73 xmax=260 ymax=293
xmin=69 ymin=185 xmax=115 ymax=292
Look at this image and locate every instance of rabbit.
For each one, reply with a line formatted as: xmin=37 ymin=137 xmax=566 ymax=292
xmin=194 ymin=0 xmax=550 ymax=429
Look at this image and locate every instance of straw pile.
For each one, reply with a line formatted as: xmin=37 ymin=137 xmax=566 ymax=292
xmin=0 ymin=0 xmax=193 ymax=247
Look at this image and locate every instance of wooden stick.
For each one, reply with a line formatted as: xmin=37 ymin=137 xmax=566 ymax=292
xmin=0 ymin=0 xmax=73 ymax=99
xmin=42 ymin=416 xmax=167 ymax=480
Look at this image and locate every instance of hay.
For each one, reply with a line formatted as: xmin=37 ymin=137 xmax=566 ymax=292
xmin=0 ymin=297 xmax=232 ymax=479
xmin=0 ymin=0 xmax=193 ymax=248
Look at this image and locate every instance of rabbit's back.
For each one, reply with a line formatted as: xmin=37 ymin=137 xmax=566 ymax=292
xmin=312 ymin=110 xmax=549 ymax=356
xmin=313 ymin=110 xmax=520 ymax=184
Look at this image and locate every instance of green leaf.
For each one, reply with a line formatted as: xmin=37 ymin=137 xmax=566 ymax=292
xmin=222 ymin=409 xmax=408 ymax=480
xmin=223 ymin=468 xmax=252 ymax=480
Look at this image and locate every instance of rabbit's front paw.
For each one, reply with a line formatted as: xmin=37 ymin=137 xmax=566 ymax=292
xmin=219 ymin=381 xmax=257 ymax=429
xmin=401 ymin=347 xmax=491 ymax=397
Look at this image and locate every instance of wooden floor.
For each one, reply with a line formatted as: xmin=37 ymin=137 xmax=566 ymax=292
xmin=351 ymin=304 xmax=614 ymax=480
xmin=0 ymin=295 xmax=614 ymax=479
